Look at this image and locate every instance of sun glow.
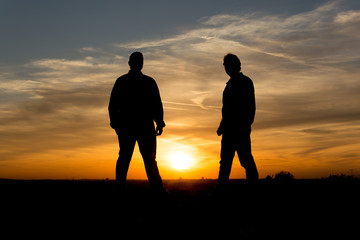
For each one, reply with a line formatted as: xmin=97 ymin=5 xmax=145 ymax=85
xmin=170 ymin=152 xmax=193 ymax=170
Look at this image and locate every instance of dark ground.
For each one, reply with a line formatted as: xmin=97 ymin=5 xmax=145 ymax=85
xmin=1 ymin=178 xmax=359 ymax=238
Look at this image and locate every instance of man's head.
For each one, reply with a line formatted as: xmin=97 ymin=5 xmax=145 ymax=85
xmin=223 ymin=53 xmax=241 ymax=77
xmin=128 ymin=52 xmax=144 ymax=71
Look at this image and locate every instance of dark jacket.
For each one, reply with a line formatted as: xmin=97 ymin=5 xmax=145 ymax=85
xmin=108 ymin=70 xmax=165 ymax=131
xmin=219 ymin=72 xmax=256 ymax=134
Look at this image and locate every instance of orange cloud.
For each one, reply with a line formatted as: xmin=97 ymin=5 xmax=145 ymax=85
xmin=1 ymin=1 xmax=360 ymax=179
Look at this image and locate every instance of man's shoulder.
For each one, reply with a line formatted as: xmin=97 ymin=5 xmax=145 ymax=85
xmin=240 ymin=73 xmax=253 ymax=82
xmin=115 ymin=73 xmax=129 ymax=82
xmin=140 ymin=74 xmax=158 ymax=88
xmin=141 ymin=73 xmax=156 ymax=81
xmin=239 ymin=73 xmax=254 ymax=88
xmin=115 ymin=72 xmax=156 ymax=86
xmin=229 ymin=73 xmax=253 ymax=85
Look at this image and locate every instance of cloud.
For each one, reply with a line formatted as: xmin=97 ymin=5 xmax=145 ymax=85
xmin=335 ymin=10 xmax=360 ymax=23
xmin=117 ymin=0 xmax=359 ymax=70
xmin=0 ymin=56 xmax=121 ymax=161
xmin=1 ymin=1 xmax=359 ymax=177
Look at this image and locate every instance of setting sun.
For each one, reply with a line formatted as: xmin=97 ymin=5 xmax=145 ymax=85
xmin=170 ymin=152 xmax=193 ymax=170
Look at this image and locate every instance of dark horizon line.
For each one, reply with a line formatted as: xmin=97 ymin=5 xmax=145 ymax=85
xmin=1 ymin=176 xmax=359 ymax=182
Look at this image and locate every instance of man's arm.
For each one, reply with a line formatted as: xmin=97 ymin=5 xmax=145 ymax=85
xmin=217 ymin=119 xmax=224 ymax=136
xmin=248 ymin=80 xmax=256 ymax=125
xmin=152 ymin=81 xmax=166 ymax=135
xmin=108 ymin=79 xmax=120 ymax=129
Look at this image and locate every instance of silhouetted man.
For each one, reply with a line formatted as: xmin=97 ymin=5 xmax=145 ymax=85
xmin=108 ymin=52 xmax=166 ymax=193
xmin=217 ymin=53 xmax=259 ymax=186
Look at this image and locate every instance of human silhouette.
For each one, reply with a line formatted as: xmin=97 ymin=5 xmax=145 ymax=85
xmin=217 ymin=53 xmax=259 ymax=186
xmin=108 ymin=52 xmax=167 ymax=194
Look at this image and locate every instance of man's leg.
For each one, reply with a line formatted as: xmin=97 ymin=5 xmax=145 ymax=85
xmin=218 ymin=134 xmax=236 ymax=186
xmin=116 ymin=130 xmax=136 ymax=190
xmin=138 ymin=131 xmax=164 ymax=192
xmin=237 ymin=134 xmax=258 ymax=183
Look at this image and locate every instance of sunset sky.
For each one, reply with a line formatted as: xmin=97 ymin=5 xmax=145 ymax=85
xmin=1 ymin=0 xmax=360 ymax=179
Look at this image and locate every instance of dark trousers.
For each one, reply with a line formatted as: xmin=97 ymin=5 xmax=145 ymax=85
xmin=218 ymin=132 xmax=258 ymax=185
xmin=115 ymin=129 xmax=164 ymax=191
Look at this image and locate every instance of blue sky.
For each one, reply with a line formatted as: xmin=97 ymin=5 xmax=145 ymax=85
xmin=1 ymin=0 xmax=360 ymax=179
xmin=0 ymin=0 xmax=336 ymax=63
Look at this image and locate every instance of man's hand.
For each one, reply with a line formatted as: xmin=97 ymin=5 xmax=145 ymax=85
xmin=156 ymin=126 xmax=164 ymax=136
xmin=216 ymin=126 xmax=223 ymax=136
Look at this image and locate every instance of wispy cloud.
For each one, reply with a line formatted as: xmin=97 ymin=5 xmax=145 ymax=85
xmin=1 ymin=1 xmax=359 ymax=178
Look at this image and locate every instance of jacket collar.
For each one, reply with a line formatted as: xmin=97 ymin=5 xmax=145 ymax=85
xmin=227 ymin=72 xmax=243 ymax=84
xmin=128 ymin=69 xmax=143 ymax=75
